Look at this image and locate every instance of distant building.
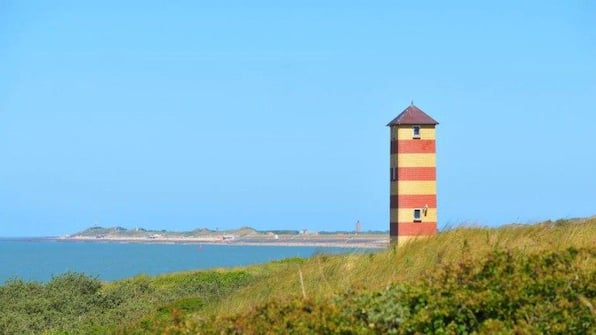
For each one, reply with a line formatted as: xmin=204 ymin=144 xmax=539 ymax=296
xmin=387 ymin=103 xmax=438 ymax=245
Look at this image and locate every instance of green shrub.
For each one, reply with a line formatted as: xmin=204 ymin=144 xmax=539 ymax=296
xmin=112 ymin=270 xmax=253 ymax=334
xmin=0 ymin=273 xmax=106 ymax=334
xmin=0 ymin=270 xmax=253 ymax=334
xmin=187 ymin=248 xmax=595 ymax=334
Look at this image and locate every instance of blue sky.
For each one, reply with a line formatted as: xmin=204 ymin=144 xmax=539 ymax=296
xmin=1 ymin=1 xmax=595 ymax=236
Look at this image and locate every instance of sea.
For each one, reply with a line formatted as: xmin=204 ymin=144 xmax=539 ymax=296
xmin=0 ymin=239 xmax=365 ymax=284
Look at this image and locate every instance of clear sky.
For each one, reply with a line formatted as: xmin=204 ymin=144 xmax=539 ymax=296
xmin=1 ymin=1 xmax=595 ymax=237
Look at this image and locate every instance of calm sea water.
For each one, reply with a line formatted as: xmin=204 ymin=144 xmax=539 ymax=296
xmin=0 ymin=239 xmax=361 ymax=284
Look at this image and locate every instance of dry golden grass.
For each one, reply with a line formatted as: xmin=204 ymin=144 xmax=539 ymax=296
xmin=206 ymin=217 xmax=596 ymax=317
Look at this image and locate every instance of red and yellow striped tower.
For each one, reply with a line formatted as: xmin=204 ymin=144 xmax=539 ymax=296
xmin=387 ymin=103 xmax=438 ymax=245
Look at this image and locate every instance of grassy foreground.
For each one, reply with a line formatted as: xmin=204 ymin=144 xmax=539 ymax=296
xmin=0 ymin=218 xmax=594 ymax=334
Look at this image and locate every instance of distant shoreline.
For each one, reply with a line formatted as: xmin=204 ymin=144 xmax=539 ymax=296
xmin=14 ymin=235 xmax=389 ymax=249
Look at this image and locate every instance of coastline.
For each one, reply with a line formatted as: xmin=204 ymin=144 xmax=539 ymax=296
xmin=56 ymin=235 xmax=389 ymax=249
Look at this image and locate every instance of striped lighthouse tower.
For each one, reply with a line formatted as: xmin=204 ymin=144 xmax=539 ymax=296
xmin=387 ymin=103 xmax=438 ymax=245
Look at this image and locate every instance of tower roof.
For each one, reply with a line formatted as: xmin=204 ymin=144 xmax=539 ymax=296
xmin=386 ymin=104 xmax=439 ymax=126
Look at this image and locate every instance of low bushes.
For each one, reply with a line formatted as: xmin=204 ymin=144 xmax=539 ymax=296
xmin=190 ymin=247 xmax=595 ymax=334
xmin=0 ymin=270 xmax=253 ymax=334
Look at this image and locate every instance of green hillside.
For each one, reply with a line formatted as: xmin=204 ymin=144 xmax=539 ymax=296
xmin=1 ymin=218 xmax=594 ymax=334
xmin=71 ymin=225 xmax=259 ymax=238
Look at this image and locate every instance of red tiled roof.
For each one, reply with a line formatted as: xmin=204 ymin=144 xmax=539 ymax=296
xmin=386 ymin=104 xmax=438 ymax=126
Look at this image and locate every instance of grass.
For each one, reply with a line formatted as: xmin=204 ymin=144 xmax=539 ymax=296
xmin=203 ymin=217 xmax=595 ymax=318
xmin=195 ymin=247 xmax=595 ymax=334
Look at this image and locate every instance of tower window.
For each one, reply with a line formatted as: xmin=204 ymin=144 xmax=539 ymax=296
xmin=412 ymin=126 xmax=421 ymax=139
xmin=413 ymin=209 xmax=422 ymax=222
xmin=390 ymin=167 xmax=397 ymax=181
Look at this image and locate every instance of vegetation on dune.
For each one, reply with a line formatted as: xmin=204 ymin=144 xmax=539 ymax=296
xmin=0 ymin=270 xmax=253 ymax=334
xmin=193 ymin=247 xmax=595 ymax=334
xmin=0 ymin=217 xmax=594 ymax=334
xmin=206 ymin=217 xmax=596 ymax=317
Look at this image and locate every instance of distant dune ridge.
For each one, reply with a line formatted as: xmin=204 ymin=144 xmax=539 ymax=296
xmin=66 ymin=225 xmax=389 ymax=248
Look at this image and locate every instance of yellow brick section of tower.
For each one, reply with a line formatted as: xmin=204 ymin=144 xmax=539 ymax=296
xmin=391 ymin=126 xmax=436 ymax=140
xmin=390 ymin=181 xmax=436 ymax=195
xmin=390 ymin=154 xmax=436 ymax=167
xmin=396 ymin=236 xmax=427 ymax=245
